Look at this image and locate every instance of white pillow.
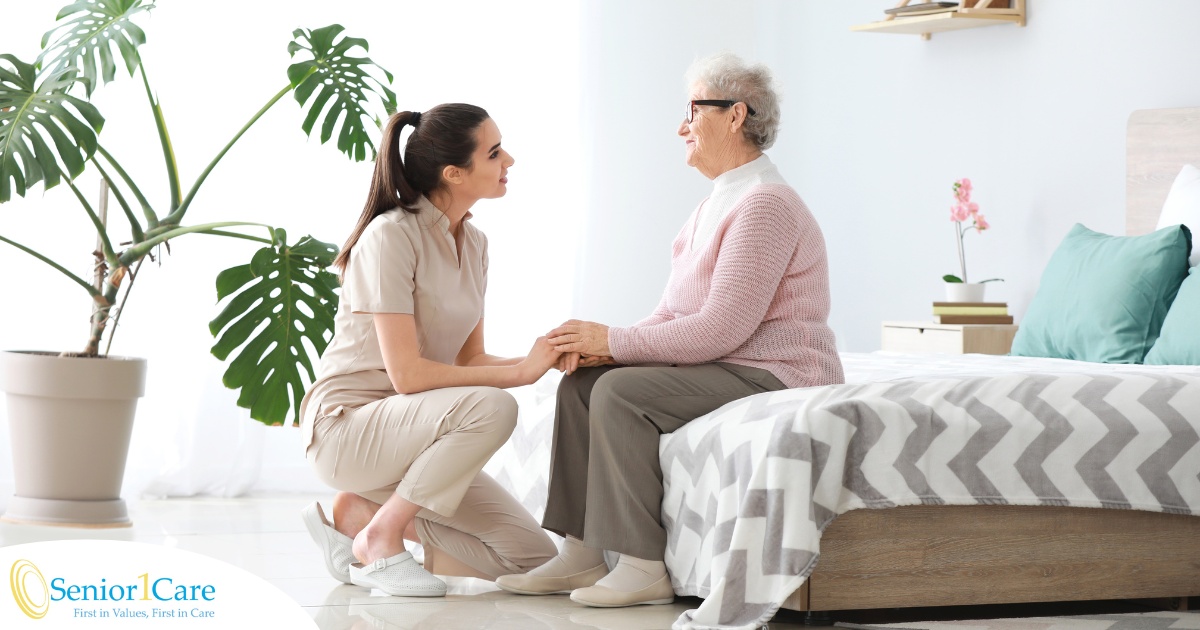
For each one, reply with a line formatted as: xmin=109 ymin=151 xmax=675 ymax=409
xmin=1156 ymin=163 xmax=1200 ymax=267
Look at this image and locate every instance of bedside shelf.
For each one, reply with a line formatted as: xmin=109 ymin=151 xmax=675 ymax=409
xmin=853 ymin=0 xmax=1026 ymax=40
xmin=881 ymin=320 xmax=1018 ymax=355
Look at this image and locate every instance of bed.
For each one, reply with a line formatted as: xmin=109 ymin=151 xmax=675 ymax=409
xmin=441 ymin=106 xmax=1200 ymax=630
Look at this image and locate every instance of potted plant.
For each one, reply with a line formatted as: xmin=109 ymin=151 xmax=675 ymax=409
xmin=942 ymin=177 xmax=1003 ymax=302
xmin=0 ymin=0 xmax=395 ymax=526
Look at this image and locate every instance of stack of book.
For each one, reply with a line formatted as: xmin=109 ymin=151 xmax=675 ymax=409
xmin=884 ymin=2 xmax=959 ymax=17
xmin=932 ymin=302 xmax=1013 ymax=325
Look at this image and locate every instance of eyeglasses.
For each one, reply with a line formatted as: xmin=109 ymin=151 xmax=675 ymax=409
xmin=685 ymin=99 xmax=757 ymax=123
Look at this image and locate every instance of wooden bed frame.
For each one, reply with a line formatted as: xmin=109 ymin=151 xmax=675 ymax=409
xmin=783 ymin=106 xmax=1200 ymax=613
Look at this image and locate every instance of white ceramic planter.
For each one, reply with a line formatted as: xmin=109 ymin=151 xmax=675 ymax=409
xmin=944 ymin=282 xmax=986 ymax=303
xmin=0 ymin=351 xmax=147 ymax=527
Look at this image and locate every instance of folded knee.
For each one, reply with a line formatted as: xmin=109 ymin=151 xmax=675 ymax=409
xmin=590 ymin=369 xmax=642 ymax=409
xmin=463 ymin=387 xmax=518 ymax=434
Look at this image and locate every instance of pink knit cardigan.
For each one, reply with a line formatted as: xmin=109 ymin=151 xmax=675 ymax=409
xmin=607 ymin=183 xmax=844 ymax=389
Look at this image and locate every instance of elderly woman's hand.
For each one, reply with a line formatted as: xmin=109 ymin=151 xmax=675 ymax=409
xmin=548 ymin=319 xmax=611 ymax=357
xmin=555 ymin=351 xmax=581 ymax=374
xmin=578 ymin=354 xmax=616 ymax=368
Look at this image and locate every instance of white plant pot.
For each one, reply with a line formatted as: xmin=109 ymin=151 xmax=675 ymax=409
xmin=944 ymin=282 xmax=986 ymax=303
xmin=0 ymin=351 xmax=147 ymax=527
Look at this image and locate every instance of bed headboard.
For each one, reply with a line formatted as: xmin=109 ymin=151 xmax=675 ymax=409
xmin=1127 ymin=107 xmax=1200 ymax=235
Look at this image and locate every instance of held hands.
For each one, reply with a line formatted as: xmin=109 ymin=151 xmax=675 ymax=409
xmin=547 ymin=319 xmax=611 ymax=357
xmin=547 ymin=319 xmax=615 ymax=376
xmin=554 ymin=352 xmax=616 ymax=376
xmin=518 ymin=336 xmax=563 ymax=386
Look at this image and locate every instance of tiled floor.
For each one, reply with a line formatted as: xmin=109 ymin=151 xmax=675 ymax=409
xmin=0 ymin=494 xmax=817 ymax=629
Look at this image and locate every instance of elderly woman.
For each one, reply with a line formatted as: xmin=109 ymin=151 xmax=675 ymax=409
xmin=495 ymin=53 xmax=844 ymax=607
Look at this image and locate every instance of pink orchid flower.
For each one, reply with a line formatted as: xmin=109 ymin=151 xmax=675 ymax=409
xmin=954 ymin=178 xmax=973 ymax=203
xmin=946 ymin=178 xmax=999 ymax=285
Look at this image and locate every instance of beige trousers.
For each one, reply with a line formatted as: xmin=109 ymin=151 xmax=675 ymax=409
xmin=306 ymin=386 xmax=556 ymax=579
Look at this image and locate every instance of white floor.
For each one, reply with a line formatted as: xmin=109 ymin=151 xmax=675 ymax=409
xmin=0 ymin=494 xmax=815 ymax=629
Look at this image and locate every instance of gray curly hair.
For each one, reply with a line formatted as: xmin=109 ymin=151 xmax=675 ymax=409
xmin=685 ymin=52 xmax=781 ymax=150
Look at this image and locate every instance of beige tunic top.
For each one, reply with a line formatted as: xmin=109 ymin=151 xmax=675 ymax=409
xmin=299 ymin=196 xmax=487 ymax=449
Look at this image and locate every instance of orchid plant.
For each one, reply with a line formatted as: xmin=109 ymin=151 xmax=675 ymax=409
xmin=943 ymin=178 xmax=1003 ymax=285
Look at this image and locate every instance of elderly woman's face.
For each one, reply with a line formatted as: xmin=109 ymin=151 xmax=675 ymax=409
xmin=678 ymin=82 xmax=736 ymax=178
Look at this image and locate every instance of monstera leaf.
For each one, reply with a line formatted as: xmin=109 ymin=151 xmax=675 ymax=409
xmin=209 ymin=230 xmax=340 ymax=426
xmin=38 ymin=0 xmax=153 ymax=96
xmin=287 ymin=24 xmax=397 ymax=162
xmin=0 ymin=54 xmax=104 ymax=202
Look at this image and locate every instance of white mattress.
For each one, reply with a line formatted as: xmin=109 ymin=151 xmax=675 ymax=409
xmin=842 ymin=351 xmax=1200 ymax=384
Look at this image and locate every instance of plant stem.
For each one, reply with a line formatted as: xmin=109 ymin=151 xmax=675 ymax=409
xmin=84 ymin=279 xmax=121 ymax=357
xmin=94 ymin=177 xmax=108 ymax=292
xmin=0 ymin=234 xmax=100 ymax=298
xmin=167 ymin=81 xmax=303 ymax=225
xmin=955 ymin=221 xmax=968 ymax=283
xmin=103 ymin=257 xmax=145 ymax=357
xmin=64 ymin=176 xmax=117 ymax=265
xmin=119 ymin=221 xmax=274 ymax=266
xmin=139 ymin=56 xmax=182 ymax=213
xmin=195 ymin=229 xmax=272 ymax=244
xmin=92 ymin=159 xmax=145 ymax=242
xmin=90 ymin=179 xmax=110 ymax=354
xmin=96 ymin=145 xmax=158 ymax=229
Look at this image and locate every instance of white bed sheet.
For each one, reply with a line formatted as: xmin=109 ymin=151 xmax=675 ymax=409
xmin=843 ymin=351 xmax=1200 ymax=383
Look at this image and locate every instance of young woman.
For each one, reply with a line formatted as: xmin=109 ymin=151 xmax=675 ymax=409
xmin=299 ymin=104 xmax=560 ymax=596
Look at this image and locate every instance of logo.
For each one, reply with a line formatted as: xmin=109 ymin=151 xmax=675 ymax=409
xmin=9 ymin=559 xmax=49 ymax=620
xmin=1 ymin=541 xmax=316 ymax=627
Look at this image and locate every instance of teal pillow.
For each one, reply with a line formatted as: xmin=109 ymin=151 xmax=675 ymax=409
xmin=1145 ymin=266 xmax=1200 ymax=364
xmin=1010 ymin=223 xmax=1191 ymax=363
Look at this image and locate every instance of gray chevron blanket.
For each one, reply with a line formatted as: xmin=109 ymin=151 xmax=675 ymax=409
xmin=661 ymin=369 xmax=1200 ymax=630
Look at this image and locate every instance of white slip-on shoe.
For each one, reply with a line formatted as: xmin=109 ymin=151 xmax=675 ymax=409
xmin=349 ymin=551 xmax=447 ymax=597
xmin=301 ymin=501 xmax=355 ymax=584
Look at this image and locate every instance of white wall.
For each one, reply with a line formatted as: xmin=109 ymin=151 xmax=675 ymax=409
xmin=574 ymin=0 xmax=1200 ymax=351
xmin=573 ymin=1 xmax=769 ymax=325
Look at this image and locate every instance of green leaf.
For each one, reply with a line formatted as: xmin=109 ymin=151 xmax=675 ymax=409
xmin=943 ymin=274 xmax=964 ymax=283
xmin=38 ymin=0 xmax=153 ymax=96
xmin=209 ymin=235 xmax=341 ymax=426
xmin=287 ymin=24 xmax=397 ymax=162
xmin=978 ymin=278 xmax=1005 ymax=284
xmin=0 ymin=54 xmax=104 ymax=202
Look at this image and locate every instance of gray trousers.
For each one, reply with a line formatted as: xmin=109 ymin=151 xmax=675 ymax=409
xmin=541 ymin=362 xmax=785 ymax=560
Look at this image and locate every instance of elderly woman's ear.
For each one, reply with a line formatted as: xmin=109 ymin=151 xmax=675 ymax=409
xmin=730 ymin=103 xmax=752 ymax=132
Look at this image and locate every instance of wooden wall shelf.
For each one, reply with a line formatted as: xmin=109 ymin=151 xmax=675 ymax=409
xmin=852 ymin=0 xmax=1026 ymax=40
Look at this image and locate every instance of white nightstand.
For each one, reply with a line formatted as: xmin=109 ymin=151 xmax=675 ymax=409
xmin=881 ymin=321 xmax=1019 ymax=355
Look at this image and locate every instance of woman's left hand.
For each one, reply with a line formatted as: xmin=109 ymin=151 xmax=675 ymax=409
xmin=547 ymin=319 xmax=611 ymax=357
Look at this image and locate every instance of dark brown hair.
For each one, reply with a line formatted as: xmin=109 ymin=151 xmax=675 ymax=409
xmin=334 ymin=103 xmax=490 ymax=271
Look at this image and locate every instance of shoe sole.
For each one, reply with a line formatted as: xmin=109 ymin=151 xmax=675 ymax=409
xmin=569 ymin=594 xmax=675 ymax=607
xmin=495 ymin=583 xmax=571 ymax=596
xmin=354 ymin=584 xmax=447 ymax=597
xmin=350 ymin=568 xmax=447 ymax=597
xmin=301 ymin=503 xmax=353 ymax=585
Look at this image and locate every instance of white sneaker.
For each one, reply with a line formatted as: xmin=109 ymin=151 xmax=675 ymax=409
xmin=300 ymin=501 xmax=355 ymax=584
xmin=349 ymin=551 xmax=447 ymax=597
